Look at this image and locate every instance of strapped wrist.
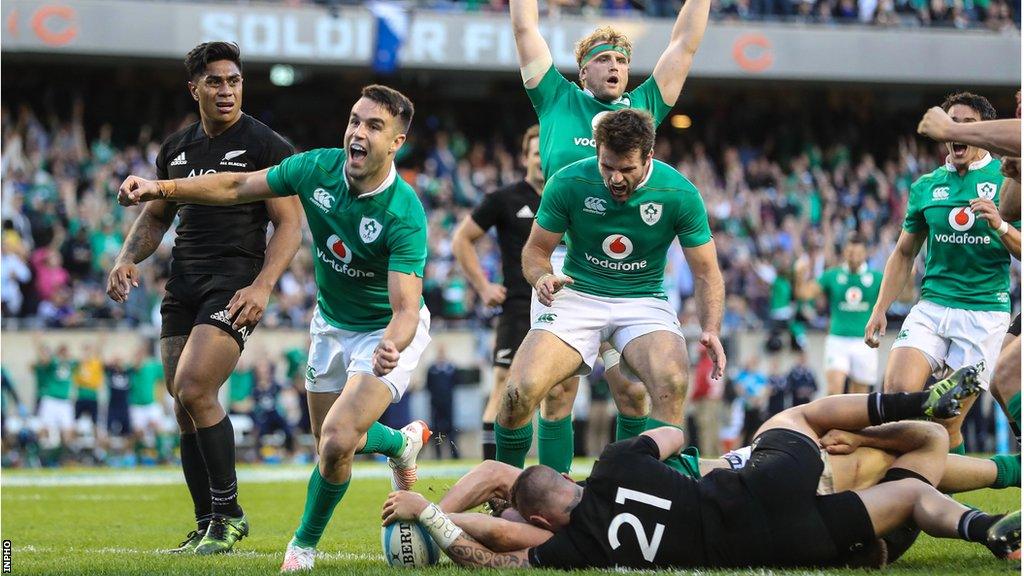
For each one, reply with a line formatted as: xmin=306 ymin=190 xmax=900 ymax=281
xmin=998 ymin=220 xmax=1010 ymax=236
xmin=417 ymin=503 xmax=463 ymax=550
xmin=157 ymin=180 xmax=176 ymax=199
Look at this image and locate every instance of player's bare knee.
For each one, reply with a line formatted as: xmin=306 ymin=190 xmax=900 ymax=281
xmin=500 ymin=375 xmax=542 ymax=424
xmin=647 ymin=370 xmax=687 ymax=405
xmin=319 ymin=427 xmax=358 ymax=468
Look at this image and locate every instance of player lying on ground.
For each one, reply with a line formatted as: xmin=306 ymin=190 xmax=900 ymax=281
xmin=383 ymin=364 xmax=1021 ymax=568
xmin=118 ymin=84 xmax=434 ymax=573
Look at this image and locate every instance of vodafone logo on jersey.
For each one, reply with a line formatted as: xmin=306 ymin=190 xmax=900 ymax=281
xmin=326 ymin=234 xmax=353 ymax=263
xmin=602 ymin=234 xmax=634 ymax=260
xmin=948 ymin=207 xmax=975 ymax=232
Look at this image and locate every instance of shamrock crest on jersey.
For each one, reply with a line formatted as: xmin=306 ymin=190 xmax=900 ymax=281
xmin=360 ymin=217 xmax=383 ymax=243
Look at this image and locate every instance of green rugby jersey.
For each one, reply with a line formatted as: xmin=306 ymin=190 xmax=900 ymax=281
xmin=130 ymin=359 xmax=163 ymax=406
xmin=818 ymin=265 xmax=882 ymax=338
xmin=903 ymin=155 xmax=1016 ymax=312
xmin=536 ymin=157 xmax=711 ymax=299
xmin=37 ymin=359 xmax=77 ymax=400
xmin=527 ymin=65 xmax=672 ymax=178
xmin=267 ymin=148 xmax=429 ymax=331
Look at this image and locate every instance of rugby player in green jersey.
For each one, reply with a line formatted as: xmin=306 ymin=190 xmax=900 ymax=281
xmin=505 ymin=0 xmax=711 ymax=470
xmin=866 ymin=92 xmax=1018 ymax=455
xmin=796 ymin=234 xmax=883 ymax=395
xmin=118 ymin=85 xmax=433 ymax=572
xmin=495 ymin=109 xmax=725 ymax=476
xmin=918 ymin=91 xmax=1022 ymax=461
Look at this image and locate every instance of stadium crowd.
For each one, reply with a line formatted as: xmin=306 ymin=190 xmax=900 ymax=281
xmin=310 ymin=0 xmax=1023 ymax=30
xmin=4 ymin=103 xmax=1019 ymax=332
xmin=1 ymin=96 xmax=1018 ymax=467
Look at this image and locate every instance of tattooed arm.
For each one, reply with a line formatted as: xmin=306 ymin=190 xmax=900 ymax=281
xmin=107 ymin=200 xmax=178 ymax=303
xmin=444 ymin=531 xmax=532 ymax=568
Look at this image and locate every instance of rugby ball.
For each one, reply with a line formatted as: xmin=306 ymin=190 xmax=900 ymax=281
xmin=381 ymin=520 xmax=441 ymax=568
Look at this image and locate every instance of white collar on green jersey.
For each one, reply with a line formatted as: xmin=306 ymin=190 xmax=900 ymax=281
xmin=344 ymin=161 xmax=397 ymax=198
xmin=636 ymin=160 xmax=654 ymax=190
xmin=841 ymin=262 xmax=868 ymax=274
xmin=582 ymin=87 xmax=629 ymax=106
xmin=943 ymin=152 xmax=993 ymax=173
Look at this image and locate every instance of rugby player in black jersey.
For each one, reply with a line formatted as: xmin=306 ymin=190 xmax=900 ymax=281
xmin=106 ymin=42 xmax=300 ymax=555
xmin=383 ymin=364 xmax=1021 ymax=568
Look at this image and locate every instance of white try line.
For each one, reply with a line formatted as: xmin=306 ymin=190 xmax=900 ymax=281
xmin=1 ymin=464 xmax=474 ymax=488
xmin=15 ymin=546 xmax=384 ymax=562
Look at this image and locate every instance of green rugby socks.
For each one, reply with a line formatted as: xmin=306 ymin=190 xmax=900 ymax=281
xmin=538 ymin=415 xmax=574 ymax=473
xmin=990 ymin=454 xmax=1021 ymax=489
xmin=495 ymin=421 xmax=533 ymax=468
xmin=357 ymin=422 xmax=406 ymax=458
xmin=645 ymin=417 xmax=688 ymax=474
xmin=293 ymin=467 xmax=349 ymax=548
xmin=616 ymin=413 xmax=649 ymax=441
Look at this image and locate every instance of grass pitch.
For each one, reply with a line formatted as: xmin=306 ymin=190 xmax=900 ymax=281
xmin=1 ymin=460 xmax=1019 ymax=575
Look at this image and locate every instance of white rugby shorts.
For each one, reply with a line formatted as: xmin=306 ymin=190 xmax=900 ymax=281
xmin=38 ymin=396 xmax=73 ymax=433
xmin=824 ymin=335 xmax=879 ymax=385
xmin=304 ymin=306 xmax=431 ymax=401
xmin=892 ymin=300 xmax=1010 ymax=388
xmin=530 ymin=287 xmax=684 ymax=375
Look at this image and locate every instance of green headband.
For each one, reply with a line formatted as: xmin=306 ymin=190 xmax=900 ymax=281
xmin=580 ymin=44 xmax=631 ymax=67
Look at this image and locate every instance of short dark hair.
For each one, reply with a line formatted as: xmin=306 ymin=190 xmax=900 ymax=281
xmin=941 ymin=91 xmax=997 ymax=121
xmin=509 ymin=465 xmax=561 ymax=521
xmin=361 ymin=84 xmax=414 ymax=134
xmin=521 ymin=124 xmax=540 ymax=155
xmin=593 ymin=109 xmax=655 ymax=157
xmin=184 ymin=42 xmax=242 ymax=80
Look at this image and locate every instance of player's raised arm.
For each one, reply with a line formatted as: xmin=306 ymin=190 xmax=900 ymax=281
xmin=118 ymin=168 xmax=276 ymax=207
xmin=651 ymin=0 xmax=712 ymax=107
xmin=510 ymin=0 xmax=553 ymax=88
xmin=917 ymin=107 xmax=1022 ymax=157
xmin=684 ymin=240 xmax=726 ymax=378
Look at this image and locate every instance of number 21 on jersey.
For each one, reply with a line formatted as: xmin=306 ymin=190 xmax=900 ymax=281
xmin=607 ymin=487 xmax=672 ymax=562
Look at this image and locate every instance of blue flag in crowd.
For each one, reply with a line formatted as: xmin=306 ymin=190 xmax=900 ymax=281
xmin=370 ymin=2 xmax=410 ymax=74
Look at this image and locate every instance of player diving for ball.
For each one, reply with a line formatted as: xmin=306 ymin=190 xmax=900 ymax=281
xmin=383 ymin=364 xmax=1021 ymax=569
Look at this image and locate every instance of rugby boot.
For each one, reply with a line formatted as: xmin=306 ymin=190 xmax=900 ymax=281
xmin=987 ymin=510 xmax=1021 ymax=560
xmin=194 ymin=513 xmax=249 ymax=555
xmin=388 ymin=420 xmax=431 ymax=491
xmin=923 ymin=362 xmax=984 ymax=419
xmin=164 ymin=528 xmax=205 ymax=554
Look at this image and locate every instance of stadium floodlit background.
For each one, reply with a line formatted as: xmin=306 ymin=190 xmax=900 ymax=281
xmin=0 ymin=0 xmax=1021 ymax=574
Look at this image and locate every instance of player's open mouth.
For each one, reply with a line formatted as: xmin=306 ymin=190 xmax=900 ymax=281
xmin=951 ymin=143 xmax=968 ymax=158
xmin=350 ymin=143 xmax=368 ymax=162
xmin=610 ymin=184 xmax=628 ymax=197
xmin=215 ymin=102 xmax=234 ymax=114
xmin=607 ymin=76 xmax=620 ymax=87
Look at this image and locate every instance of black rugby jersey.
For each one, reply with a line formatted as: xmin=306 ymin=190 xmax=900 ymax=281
xmin=469 ymin=181 xmax=541 ymax=301
xmin=156 ymin=113 xmax=294 ymax=276
xmin=528 ymin=436 xmax=705 ymax=569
